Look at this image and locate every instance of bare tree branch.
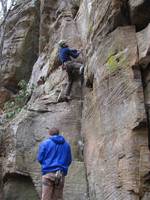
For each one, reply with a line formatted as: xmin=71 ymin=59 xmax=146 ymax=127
xmin=0 ymin=0 xmax=7 ymax=17
xmin=0 ymin=0 xmax=17 ymax=60
xmin=0 ymin=0 xmax=17 ymax=18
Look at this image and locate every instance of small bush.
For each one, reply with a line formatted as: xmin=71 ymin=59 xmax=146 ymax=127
xmin=4 ymin=80 xmax=32 ymax=120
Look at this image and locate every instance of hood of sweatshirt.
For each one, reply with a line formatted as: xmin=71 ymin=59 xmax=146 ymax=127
xmin=50 ymin=135 xmax=65 ymax=144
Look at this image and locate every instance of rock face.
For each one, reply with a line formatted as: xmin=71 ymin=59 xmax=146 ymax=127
xmin=129 ymin=0 xmax=150 ymax=31
xmin=0 ymin=0 xmax=150 ymax=200
xmin=0 ymin=0 xmax=87 ymax=199
xmin=0 ymin=0 xmax=40 ymax=102
xmin=82 ymin=25 xmax=146 ymax=199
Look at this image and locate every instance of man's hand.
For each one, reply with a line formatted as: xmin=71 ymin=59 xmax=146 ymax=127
xmin=78 ymin=49 xmax=84 ymax=54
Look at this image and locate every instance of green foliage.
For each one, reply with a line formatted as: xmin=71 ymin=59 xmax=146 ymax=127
xmin=4 ymin=80 xmax=32 ymax=120
xmin=106 ymin=49 xmax=127 ymax=73
xmin=107 ymin=55 xmax=119 ymax=72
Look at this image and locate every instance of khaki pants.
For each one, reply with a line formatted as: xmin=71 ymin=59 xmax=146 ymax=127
xmin=41 ymin=173 xmax=65 ymax=200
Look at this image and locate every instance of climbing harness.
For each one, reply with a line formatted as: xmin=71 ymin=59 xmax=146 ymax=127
xmin=42 ymin=171 xmax=63 ymax=186
xmin=55 ymin=170 xmax=63 ymax=185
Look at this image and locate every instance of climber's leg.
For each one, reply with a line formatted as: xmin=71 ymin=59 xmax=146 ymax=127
xmin=70 ymin=62 xmax=84 ymax=85
xmin=57 ymin=61 xmax=84 ymax=102
xmin=65 ymin=78 xmax=73 ymax=97
xmin=65 ymin=63 xmax=74 ymax=98
xmin=65 ymin=61 xmax=84 ymax=90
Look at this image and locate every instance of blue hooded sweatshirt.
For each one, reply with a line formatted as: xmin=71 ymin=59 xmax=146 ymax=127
xmin=58 ymin=47 xmax=80 ymax=63
xmin=37 ymin=135 xmax=72 ymax=175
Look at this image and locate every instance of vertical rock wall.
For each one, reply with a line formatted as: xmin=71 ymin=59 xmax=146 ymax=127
xmin=0 ymin=0 xmax=150 ymax=200
xmin=76 ymin=0 xmax=150 ymax=200
xmin=0 ymin=0 xmax=40 ymax=107
xmin=0 ymin=0 xmax=88 ymax=199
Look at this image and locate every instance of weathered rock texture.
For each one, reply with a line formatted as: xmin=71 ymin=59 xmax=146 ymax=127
xmin=0 ymin=0 xmax=40 ymax=106
xmin=129 ymin=0 xmax=150 ymax=31
xmin=0 ymin=0 xmax=150 ymax=200
xmin=82 ymin=25 xmax=146 ymax=199
xmin=77 ymin=0 xmax=150 ymax=199
xmin=0 ymin=0 xmax=87 ymax=199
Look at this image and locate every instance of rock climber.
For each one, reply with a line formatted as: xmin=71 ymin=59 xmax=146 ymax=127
xmin=58 ymin=40 xmax=84 ymax=102
xmin=37 ymin=127 xmax=72 ymax=200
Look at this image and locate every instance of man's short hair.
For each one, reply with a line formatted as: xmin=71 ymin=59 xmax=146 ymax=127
xmin=48 ymin=127 xmax=59 ymax=136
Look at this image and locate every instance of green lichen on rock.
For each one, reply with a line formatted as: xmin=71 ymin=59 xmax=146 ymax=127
xmin=88 ymin=21 xmax=93 ymax=34
xmin=106 ymin=48 xmax=128 ymax=72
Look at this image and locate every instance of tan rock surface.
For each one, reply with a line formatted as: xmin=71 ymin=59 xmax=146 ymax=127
xmin=0 ymin=0 xmax=150 ymax=200
xmin=0 ymin=0 xmax=39 ymax=99
xmin=0 ymin=1 xmax=87 ymax=199
xmin=81 ymin=26 xmax=147 ymax=200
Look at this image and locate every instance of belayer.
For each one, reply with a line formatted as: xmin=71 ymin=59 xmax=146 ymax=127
xmin=37 ymin=127 xmax=72 ymax=200
xmin=58 ymin=40 xmax=84 ymax=102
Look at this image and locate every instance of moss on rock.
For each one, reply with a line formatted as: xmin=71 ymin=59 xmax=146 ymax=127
xmin=106 ymin=48 xmax=128 ymax=72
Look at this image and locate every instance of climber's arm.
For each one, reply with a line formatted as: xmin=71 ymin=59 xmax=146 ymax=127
xmin=69 ymin=49 xmax=80 ymax=58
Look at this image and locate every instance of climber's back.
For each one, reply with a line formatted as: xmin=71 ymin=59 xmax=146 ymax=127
xmin=58 ymin=40 xmax=80 ymax=64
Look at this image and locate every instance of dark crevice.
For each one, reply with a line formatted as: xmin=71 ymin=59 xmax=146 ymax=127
xmin=140 ymin=64 xmax=150 ymax=150
xmin=146 ymin=105 xmax=150 ymax=150
xmin=132 ymin=65 xmax=141 ymax=80
xmin=113 ymin=0 xmax=131 ymax=29
xmin=28 ymin=108 xmax=53 ymax=113
xmin=108 ymin=0 xmax=131 ymax=34
xmin=0 ymin=130 xmax=4 ymax=200
xmin=130 ymin=0 xmax=150 ymax=32
xmin=85 ymin=74 xmax=94 ymax=89
xmin=133 ymin=121 xmax=147 ymax=131
xmin=3 ymin=173 xmax=39 ymax=200
xmin=143 ymin=171 xmax=150 ymax=183
xmin=4 ymin=84 xmax=18 ymax=94
xmin=72 ymin=5 xmax=79 ymax=19
xmin=3 ymin=173 xmax=29 ymax=184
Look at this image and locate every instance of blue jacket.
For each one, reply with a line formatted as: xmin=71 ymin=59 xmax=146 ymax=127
xmin=58 ymin=47 xmax=80 ymax=63
xmin=37 ymin=135 xmax=72 ymax=175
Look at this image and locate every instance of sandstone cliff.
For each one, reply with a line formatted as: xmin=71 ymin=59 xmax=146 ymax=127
xmin=0 ymin=0 xmax=150 ymax=200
